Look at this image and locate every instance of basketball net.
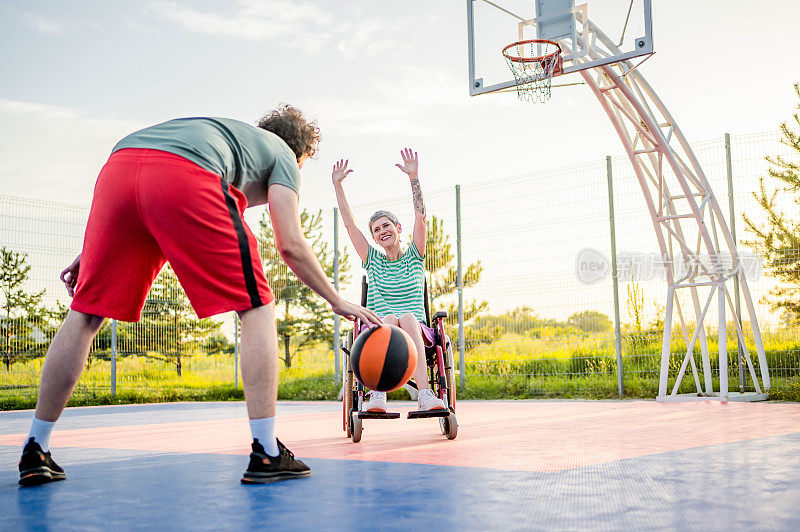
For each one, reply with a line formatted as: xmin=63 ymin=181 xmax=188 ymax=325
xmin=502 ymin=40 xmax=562 ymax=103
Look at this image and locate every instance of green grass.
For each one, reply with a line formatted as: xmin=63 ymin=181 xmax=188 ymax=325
xmin=2 ymin=329 xmax=799 ymax=410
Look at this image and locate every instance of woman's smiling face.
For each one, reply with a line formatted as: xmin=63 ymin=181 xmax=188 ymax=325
xmin=370 ymin=216 xmax=401 ymax=249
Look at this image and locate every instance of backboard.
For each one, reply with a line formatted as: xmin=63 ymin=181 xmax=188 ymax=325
xmin=466 ymin=0 xmax=653 ymax=95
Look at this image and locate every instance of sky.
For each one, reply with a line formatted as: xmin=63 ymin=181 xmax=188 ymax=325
xmin=1 ymin=0 xmax=798 ymax=327
xmin=1 ymin=0 xmax=798 ymax=211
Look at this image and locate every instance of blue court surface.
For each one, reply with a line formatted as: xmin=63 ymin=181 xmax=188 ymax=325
xmin=2 ymin=400 xmax=800 ymax=531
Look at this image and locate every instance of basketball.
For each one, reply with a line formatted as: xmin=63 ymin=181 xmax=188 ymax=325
xmin=350 ymin=325 xmax=417 ymax=392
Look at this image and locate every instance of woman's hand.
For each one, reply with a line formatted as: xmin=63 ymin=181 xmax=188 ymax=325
xmin=331 ymin=159 xmax=354 ymax=187
xmin=395 ymin=148 xmax=418 ymax=180
xmin=60 ymin=254 xmax=81 ymax=297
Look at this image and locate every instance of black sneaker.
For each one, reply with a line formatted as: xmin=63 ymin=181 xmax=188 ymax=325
xmin=241 ymin=438 xmax=310 ymax=484
xmin=18 ymin=438 xmax=66 ymax=487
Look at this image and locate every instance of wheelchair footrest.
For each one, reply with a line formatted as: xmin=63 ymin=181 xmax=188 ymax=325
xmin=357 ymin=411 xmax=401 ymax=419
xmin=407 ymin=409 xmax=450 ymax=419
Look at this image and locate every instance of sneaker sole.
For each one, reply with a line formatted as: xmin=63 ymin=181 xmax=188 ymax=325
xmin=241 ymin=470 xmax=311 ymax=484
xmin=19 ymin=467 xmax=66 ymax=487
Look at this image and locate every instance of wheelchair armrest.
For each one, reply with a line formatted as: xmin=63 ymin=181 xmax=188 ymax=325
xmin=432 ymin=311 xmax=448 ymax=321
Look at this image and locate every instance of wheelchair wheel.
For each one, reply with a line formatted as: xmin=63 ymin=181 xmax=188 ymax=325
xmin=445 ymin=343 xmax=457 ymax=410
xmin=442 ymin=412 xmax=458 ymax=440
xmin=351 ymin=411 xmax=362 ymax=443
xmin=343 ymin=330 xmax=354 ymax=437
xmin=344 ymin=371 xmax=354 ymax=437
xmin=439 ymin=343 xmax=458 ymax=437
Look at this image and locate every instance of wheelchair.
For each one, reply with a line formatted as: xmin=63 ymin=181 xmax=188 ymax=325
xmin=342 ymin=276 xmax=458 ymax=442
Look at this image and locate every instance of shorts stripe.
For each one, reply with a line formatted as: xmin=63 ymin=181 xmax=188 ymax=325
xmin=220 ymin=178 xmax=262 ymax=309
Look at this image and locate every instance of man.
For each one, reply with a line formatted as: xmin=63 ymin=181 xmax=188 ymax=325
xmin=18 ymin=105 xmax=381 ymax=487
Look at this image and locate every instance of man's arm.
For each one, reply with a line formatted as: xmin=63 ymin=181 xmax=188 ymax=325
xmin=331 ymin=159 xmax=370 ymax=264
xmin=395 ymin=148 xmax=426 ymax=257
xmin=267 ymin=184 xmax=381 ymax=324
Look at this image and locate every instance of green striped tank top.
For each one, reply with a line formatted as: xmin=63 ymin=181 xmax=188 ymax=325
xmin=364 ymin=244 xmax=426 ymax=323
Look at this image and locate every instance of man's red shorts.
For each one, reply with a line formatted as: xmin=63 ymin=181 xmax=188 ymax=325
xmin=71 ymin=148 xmax=274 ymax=321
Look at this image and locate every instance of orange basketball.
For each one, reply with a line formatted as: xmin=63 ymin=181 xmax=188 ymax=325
xmin=350 ymin=325 xmax=417 ymax=392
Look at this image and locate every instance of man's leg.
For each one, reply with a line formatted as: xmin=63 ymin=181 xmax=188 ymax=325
xmin=238 ymin=302 xmax=310 ymax=483
xmin=35 ymin=310 xmax=105 ymax=423
xmin=239 ymin=303 xmax=279 ymax=454
xmin=19 ymin=310 xmax=105 ymax=486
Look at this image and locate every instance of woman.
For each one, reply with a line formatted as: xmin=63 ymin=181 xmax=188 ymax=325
xmin=332 ymin=149 xmax=447 ymax=412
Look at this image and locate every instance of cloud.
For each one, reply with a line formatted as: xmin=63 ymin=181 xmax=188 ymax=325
xmin=336 ymin=18 xmax=399 ymax=59
xmin=303 ymin=65 xmax=474 ymax=139
xmin=23 ymin=12 xmax=64 ymax=34
xmin=368 ymin=67 xmax=470 ymax=107
xmin=147 ymin=0 xmax=334 ymax=50
xmin=0 ymin=99 xmax=142 ymax=204
xmin=0 ymin=99 xmax=83 ymax=120
xmin=312 ymin=98 xmax=430 ymax=137
xmin=235 ymin=0 xmax=331 ymax=26
xmin=145 ymin=1 xmax=409 ymax=57
xmin=0 ymin=99 xmax=139 ymax=127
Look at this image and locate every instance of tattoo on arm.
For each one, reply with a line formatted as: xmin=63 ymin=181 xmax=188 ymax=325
xmin=411 ymin=178 xmax=425 ymax=217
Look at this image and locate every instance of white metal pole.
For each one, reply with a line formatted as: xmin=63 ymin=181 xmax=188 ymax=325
xmin=333 ymin=207 xmax=341 ymax=382
xmin=606 ymin=156 xmax=624 ymax=397
xmin=110 ymin=319 xmax=117 ymax=397
xmin=718 ymin=283 xmax=728 ymax=399
xmin=456 ymin=185 xmax=466 ymax=390
xmin=725 ymin=133 xmax=745 ymax=392
xmin=658 ymin=286 xmax=675 ymax=397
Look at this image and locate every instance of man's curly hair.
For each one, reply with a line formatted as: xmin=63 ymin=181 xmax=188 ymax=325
xmin=257 ymin=104 xmax=321 ymax=160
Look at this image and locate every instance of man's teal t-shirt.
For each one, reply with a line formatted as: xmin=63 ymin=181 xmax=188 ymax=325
xmin=111 ymin=117 xmax=300 ymax=194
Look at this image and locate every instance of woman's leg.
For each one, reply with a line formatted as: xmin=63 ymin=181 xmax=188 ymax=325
xmin=398 ymin=313 xmax=429 ymax=390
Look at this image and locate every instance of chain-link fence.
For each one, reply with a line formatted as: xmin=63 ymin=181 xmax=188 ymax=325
xmin=341 ymin=129 xmax=798 ymax=398
xmin=2 ymin=129 xmax=798 ymax=405
xmin=0 ymin=196 xmax=243 ymax=405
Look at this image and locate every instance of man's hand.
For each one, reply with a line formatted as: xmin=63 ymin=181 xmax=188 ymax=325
xmin=395 ymin=148 xmax=418 ymax=180
xmin=331 ymin=159 xmax=354 ymax=187
xmin=60 ymin=254 xmax=81 ymax=297
xmin=331 ymin=299 xmax=382 ymax=326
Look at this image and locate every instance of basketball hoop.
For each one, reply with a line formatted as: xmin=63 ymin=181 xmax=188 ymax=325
xmin=502 ymin=39 xmax=562 ymax=103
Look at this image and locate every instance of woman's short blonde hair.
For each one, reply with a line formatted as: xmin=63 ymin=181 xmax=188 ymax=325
xmin=368 ymin=210 xmax=399 ymax=232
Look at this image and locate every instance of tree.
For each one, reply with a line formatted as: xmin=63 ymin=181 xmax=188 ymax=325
xmin=471 ymin=306 xmax=550 ymax=334
xmin=743 ymin=83 xmax=800 ymax=320
xmin=468 ymin=306 xmax=544 ymax=345
xmin=256 ymin=209 xmax=350 ymax=368
xmin=202 ymin=332 xmax=234 ymax=355
xmin=0 ymin=247 xmax=51 ymax=370
xmin=466 ymin=307 xmax=605 ymax=346
xmin=567 ymin=310 xmax=612 ymax=333
xmin=127 ymin=265 xmax=222 ymax=376
xmin=425 ymin=215 xmax=487 ymax=325
xmin=626 ymin=282 xmax=645 ymax=332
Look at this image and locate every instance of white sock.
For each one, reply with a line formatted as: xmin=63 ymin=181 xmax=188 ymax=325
xmin=27 ymin=417 xmax=56 ymax=452
xmin=249 ymin=417 xmax=279 ymax=456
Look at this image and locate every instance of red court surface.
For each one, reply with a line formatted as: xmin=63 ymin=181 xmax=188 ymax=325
xmin=3 ymin=399 xmax=800 ymax=530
